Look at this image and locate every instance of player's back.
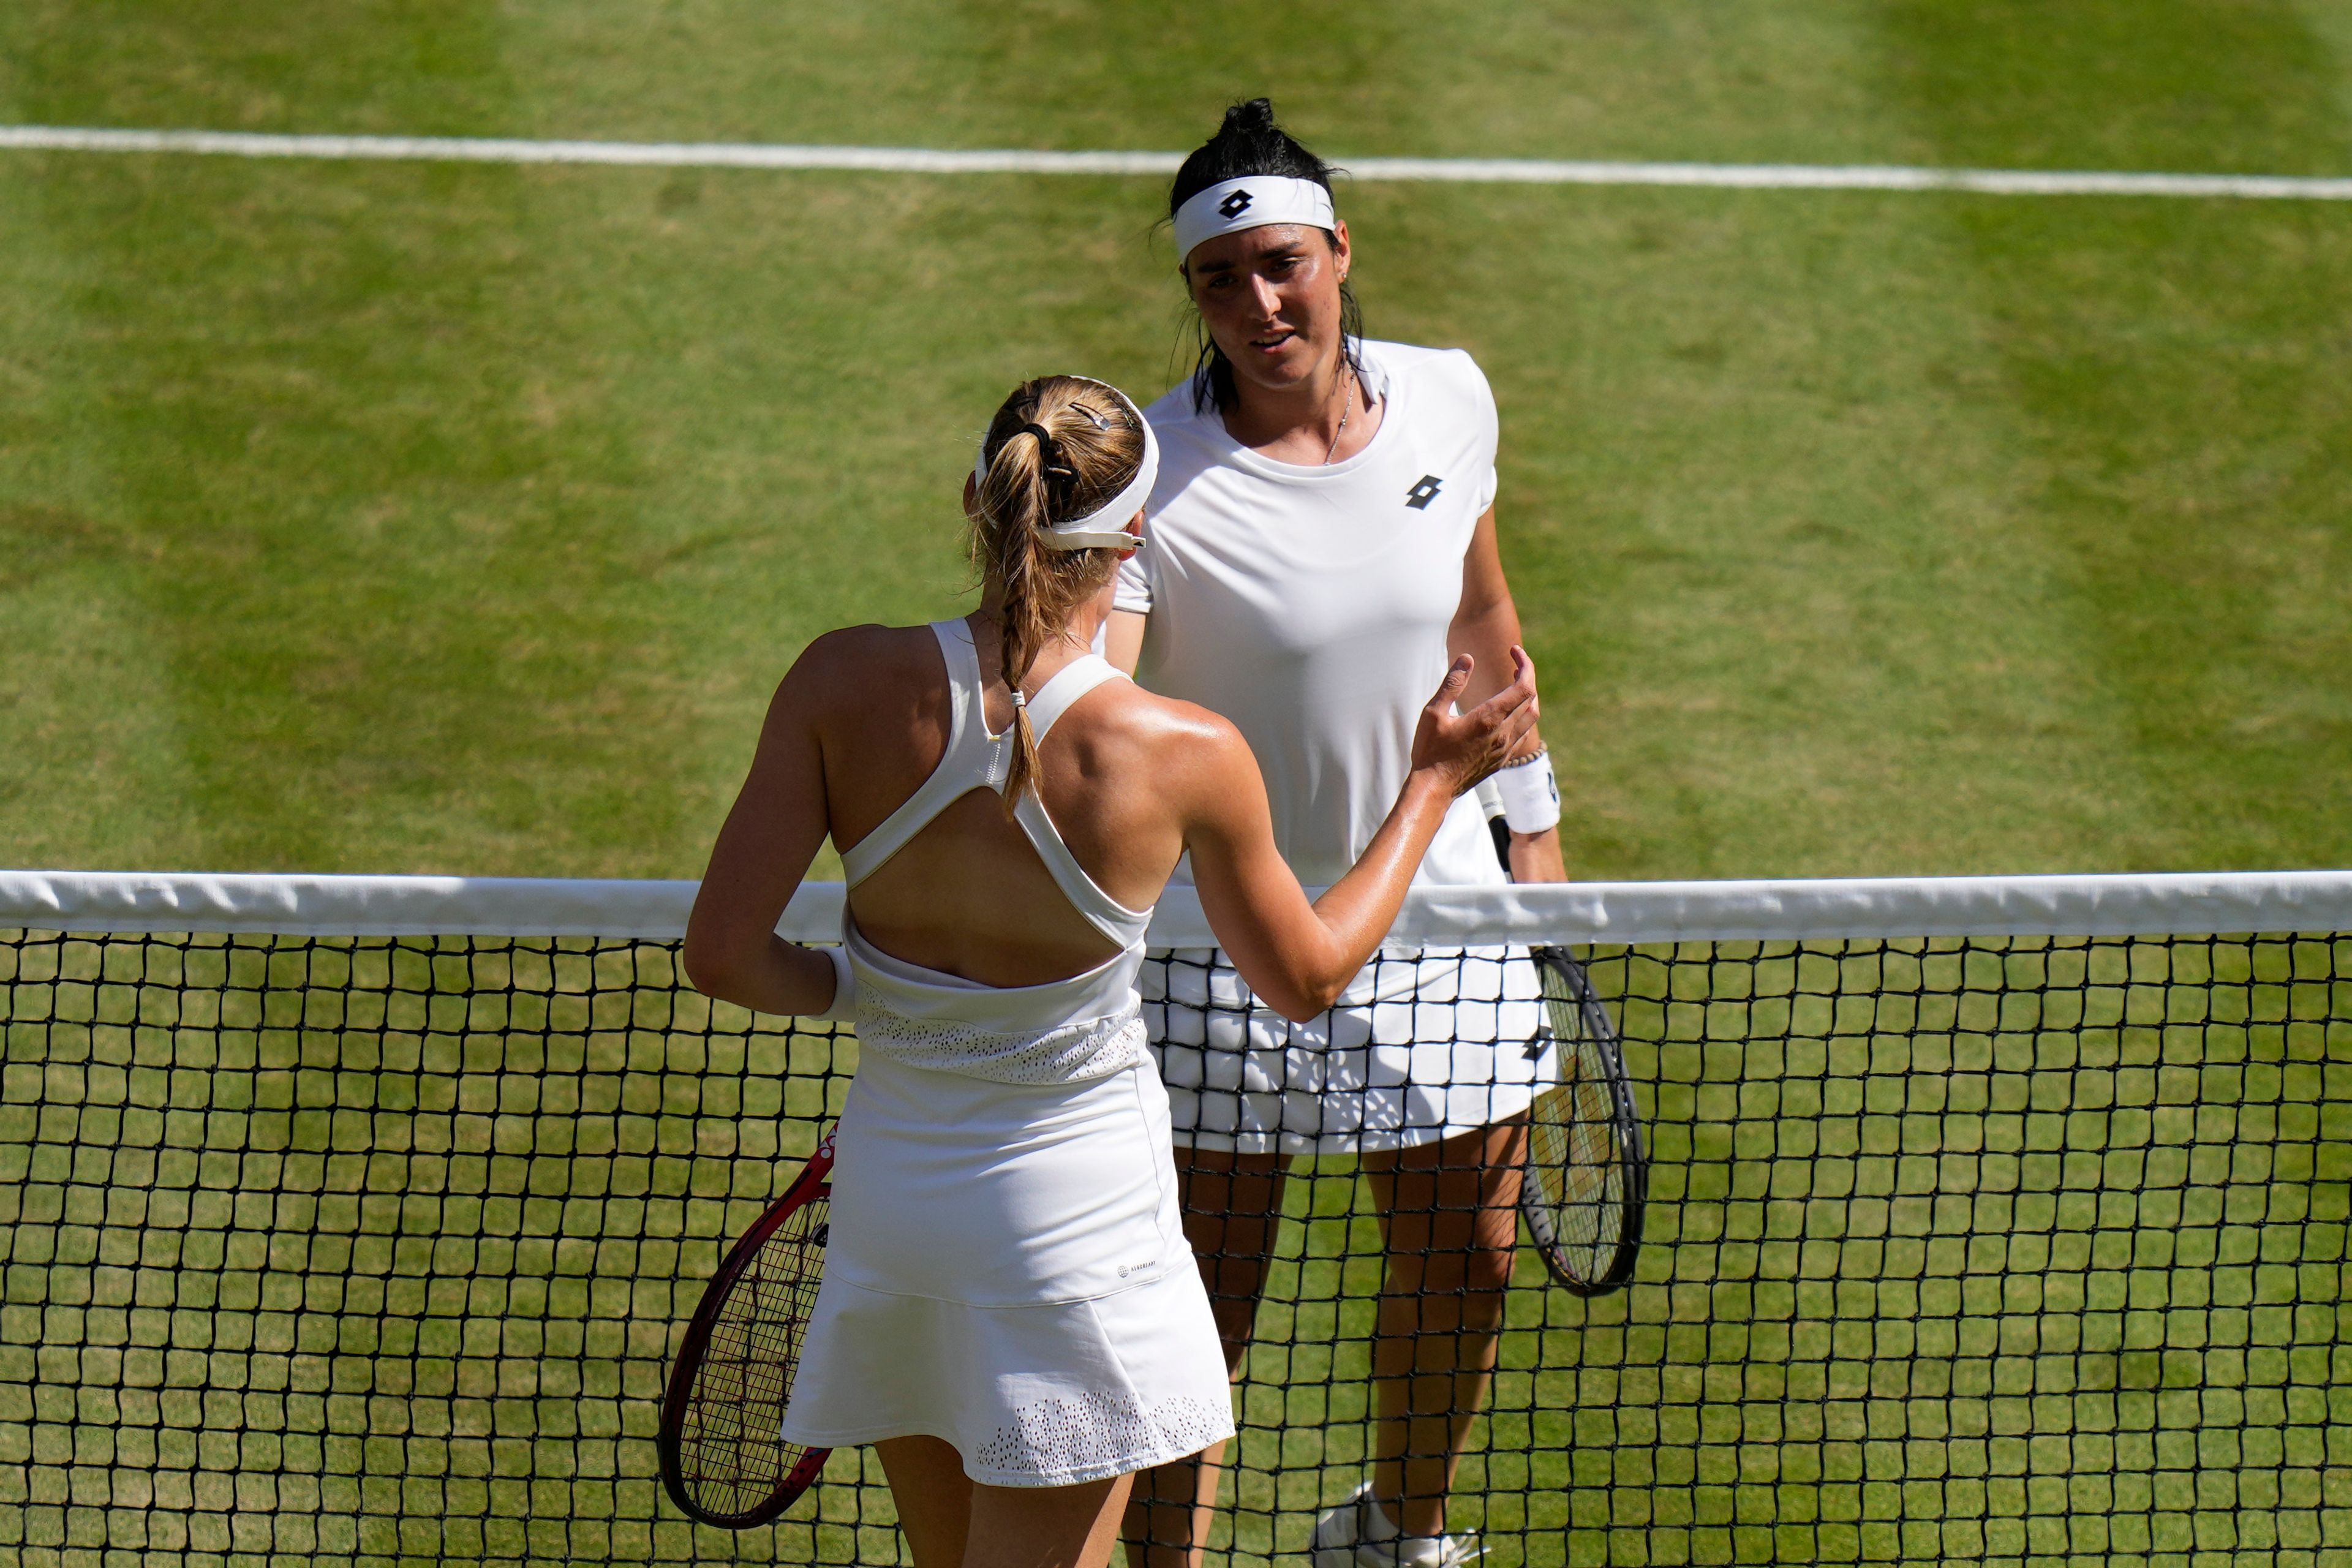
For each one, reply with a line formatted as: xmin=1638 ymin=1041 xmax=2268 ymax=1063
xmin=802 ymin=617 xmax=1224 ymax=989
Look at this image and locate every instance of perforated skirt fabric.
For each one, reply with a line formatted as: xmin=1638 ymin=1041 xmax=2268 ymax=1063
xmin=780 ymin=1049 xmax=1234 ymax=1486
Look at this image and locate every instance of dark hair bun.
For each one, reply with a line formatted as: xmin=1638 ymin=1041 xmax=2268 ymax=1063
xmin=1223 ymin=98 xmax=1277 ymax=135
xmin=1170 ymin=96 xmax=1336 ymax=217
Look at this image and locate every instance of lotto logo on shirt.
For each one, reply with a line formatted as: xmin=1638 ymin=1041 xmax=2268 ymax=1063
xmin=1404 ymin=475 xmax=1444 ymax=510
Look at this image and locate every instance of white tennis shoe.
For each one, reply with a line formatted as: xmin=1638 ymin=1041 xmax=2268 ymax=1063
xmin=1308 ymin=1481 xmax=1485 ymax=1567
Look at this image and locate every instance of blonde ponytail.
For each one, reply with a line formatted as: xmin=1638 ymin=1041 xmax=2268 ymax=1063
xmin=976 ymin=427 xmax=1056 ymax=804
xmin=968 ymin=379 xmax=1148 ymax=809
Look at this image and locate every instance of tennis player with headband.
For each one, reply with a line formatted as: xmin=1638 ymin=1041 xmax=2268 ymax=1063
xmin=1102 ymin=102 xmax=1566 ymax=1568
xmin=685 ymin=374 xmax=1537 ymax=1567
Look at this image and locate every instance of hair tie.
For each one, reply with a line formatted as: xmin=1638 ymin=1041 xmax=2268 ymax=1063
xmin=1017 ymin=421 xmax=1077 ymax=484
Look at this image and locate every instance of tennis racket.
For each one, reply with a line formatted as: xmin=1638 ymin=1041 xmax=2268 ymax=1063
xmin=1520 ymin=947 xmax=1648 ymax=1296
xmin=658 ymin=1128 xmax=835 ymax=1528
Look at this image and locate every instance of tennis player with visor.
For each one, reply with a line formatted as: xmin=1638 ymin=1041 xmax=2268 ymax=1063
xmin=1104 ymin=102 xmax=1567 ymax=1568
xmin=685 ymin=372 xmax=1537 ymax=1566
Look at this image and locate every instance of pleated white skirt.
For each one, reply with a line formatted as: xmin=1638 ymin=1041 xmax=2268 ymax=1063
xmin=782 ymin=1268 xmax=1232 ymax=1487
xmin=780 ymin=1049 xmax=1234 ymax=1487
xmin=1144 ymin=944 xmax=1551 ymax=1154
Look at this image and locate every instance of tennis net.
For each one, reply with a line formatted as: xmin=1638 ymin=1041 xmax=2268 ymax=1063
xmin=3 ymin=869 xmax=2346 ymax=1567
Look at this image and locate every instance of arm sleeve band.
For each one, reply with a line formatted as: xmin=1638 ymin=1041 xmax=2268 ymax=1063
xmin=1492 ymin=750 xmax=1561 ymax=835
xmin=811 ymin=944 xmax=855 ymax=1022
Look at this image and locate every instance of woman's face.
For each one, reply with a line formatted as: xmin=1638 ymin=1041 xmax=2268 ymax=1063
xmin=1182 ymin=219 xmax=1351 ymax=397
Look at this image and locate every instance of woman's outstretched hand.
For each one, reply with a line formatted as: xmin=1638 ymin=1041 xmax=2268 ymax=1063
xmin=1188 ymin=644 xmax=1538 ymax=1022
xmin=1411 ymin=648 xmax=1540 ymax=797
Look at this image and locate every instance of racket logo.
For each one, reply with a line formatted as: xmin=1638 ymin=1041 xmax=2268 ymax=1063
xmin=1404 ymin=475 xmax=1444 ymax=510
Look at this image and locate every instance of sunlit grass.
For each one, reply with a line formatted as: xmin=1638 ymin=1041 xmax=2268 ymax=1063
xmin=2 ymin=2 xmax=2348 ymax=878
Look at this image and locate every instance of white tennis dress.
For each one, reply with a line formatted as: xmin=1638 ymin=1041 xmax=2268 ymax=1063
xmin=778 ymin=620 xmax=1235 ymax=1488
xmin=1115 ymin=341 xmax=1550 ymax=1155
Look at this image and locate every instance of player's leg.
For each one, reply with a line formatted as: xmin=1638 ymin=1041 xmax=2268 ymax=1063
xmin=1179 ymin=1145 xmax=1297 ymax=1365
xmin=1123 ymin=1144 xmax=1293 ymax=1567
xmin=883 ymin=1434 xmax=1137 ymax=1568
xmin=878 ymin=1435 xmax=972 ymax=1566
xmin=971 ymin=1472 xmax=1136 ymax=1568
xmin=1359 ymin=1115 xmax=1528 ymax=1539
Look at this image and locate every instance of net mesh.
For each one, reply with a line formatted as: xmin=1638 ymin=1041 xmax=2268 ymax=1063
xmin=2 ymin=916 xmax=2346 ymax=1566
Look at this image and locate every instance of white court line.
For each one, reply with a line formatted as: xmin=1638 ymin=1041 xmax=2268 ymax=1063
xmin=4 ymin=124 xmax=2352 ymax=200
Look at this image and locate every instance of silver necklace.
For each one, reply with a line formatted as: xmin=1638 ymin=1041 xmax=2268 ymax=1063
xmin=1322 ymin=364 xmax=1354 ymax=465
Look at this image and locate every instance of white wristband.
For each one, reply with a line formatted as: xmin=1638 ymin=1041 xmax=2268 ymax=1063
xmin=811 ymin=944 xmax=855 ymax=1022
xmin=1491 ymin=749 xmax=1560 ymax=835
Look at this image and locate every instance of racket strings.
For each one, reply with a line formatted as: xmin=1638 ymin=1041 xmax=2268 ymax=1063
xmin=1532 ymin=1064 xmax=1629 ymax=1258
xmin=1529 ymin=959 xmax=1642 ymax=1286
xmin=675 ymin=1197 xmax=830 ymax=1518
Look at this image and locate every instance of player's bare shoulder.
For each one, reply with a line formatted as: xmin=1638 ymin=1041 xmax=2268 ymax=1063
xmin=772 ymin=622 xmax=948 ymax=742
xmin=788 ymin=622 xmax=934 ymax=688
xmin=1073 ymin=679 xmax=1262 ymax=807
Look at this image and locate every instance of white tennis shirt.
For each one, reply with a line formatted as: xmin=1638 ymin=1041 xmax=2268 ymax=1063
xmin=1116 ymin=339 xmax=1507 ymax=891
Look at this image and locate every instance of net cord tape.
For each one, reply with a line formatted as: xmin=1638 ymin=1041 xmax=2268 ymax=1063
xmin=6 ymin=867 xmax=2349 ymax=943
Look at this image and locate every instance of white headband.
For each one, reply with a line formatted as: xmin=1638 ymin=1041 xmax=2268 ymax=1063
xmin=971 ymin=377 xmax=1158 ymax=552
xmin=1172 ymin=176 xmax=1338 ymax=260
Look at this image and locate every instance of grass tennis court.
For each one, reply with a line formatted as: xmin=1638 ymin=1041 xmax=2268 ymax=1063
xmin=4 ymin=1 xmax=2350 ymax=880
xmin=4 ymin=5 xmax=2351 ymax=1567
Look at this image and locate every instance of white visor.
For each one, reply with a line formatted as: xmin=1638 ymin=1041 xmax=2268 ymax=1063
xmin=971 ymin=377 xmax=1157 ymax=552
xmin=1172 ymin=175 xmax=1338 ymax=261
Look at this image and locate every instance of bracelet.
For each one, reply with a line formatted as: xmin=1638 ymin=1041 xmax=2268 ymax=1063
xmin=1491 ymin=747 xmax=1560 ymax=834
xmin=811 ymin=944 xmax=856 ymax=1022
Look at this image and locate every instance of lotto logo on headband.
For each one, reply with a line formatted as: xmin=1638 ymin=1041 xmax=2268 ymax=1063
xmin=1174 ymin=175 xmax=1340 ymax=258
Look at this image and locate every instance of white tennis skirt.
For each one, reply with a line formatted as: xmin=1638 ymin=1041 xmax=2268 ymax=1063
xmin=1142 ymin=945 xmax=1551 ymax=1155
xmin=780 ymin=1050 xmax=1234 ymax=1487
